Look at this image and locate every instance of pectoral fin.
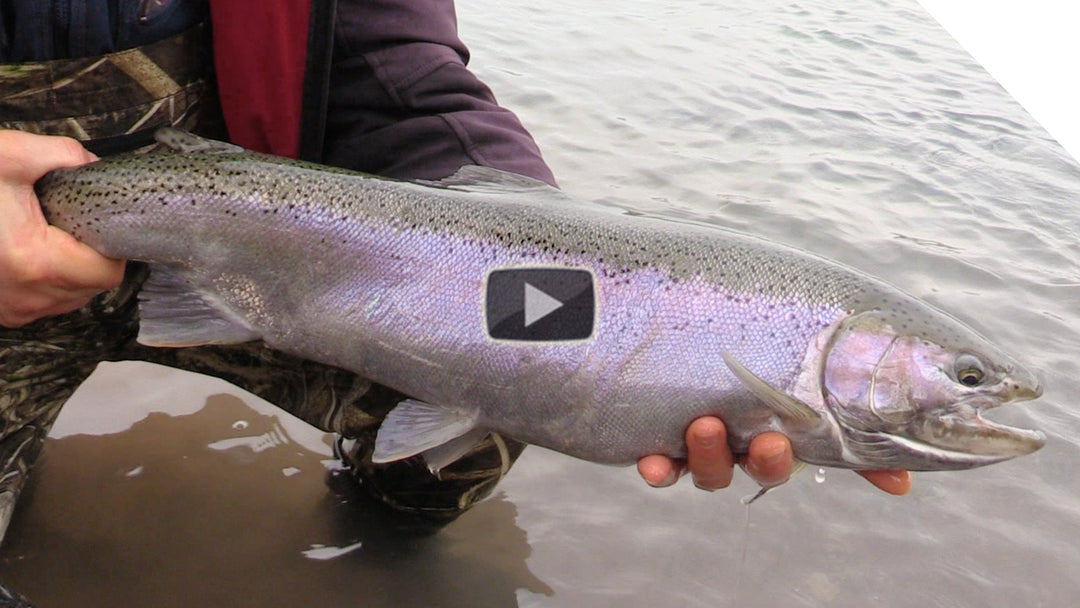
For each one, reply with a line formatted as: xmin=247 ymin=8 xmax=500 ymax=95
xmin=721 ymin=352 xmax=821 ymax=427
xmin=372 ymin=399 xmax=482 ymax=465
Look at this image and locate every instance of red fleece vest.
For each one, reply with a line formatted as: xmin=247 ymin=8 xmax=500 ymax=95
xmin=209 ymin=0 xmax=312 ymax=157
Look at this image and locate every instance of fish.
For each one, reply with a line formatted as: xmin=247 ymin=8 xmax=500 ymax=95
xmin=35 ymin=128 xmax=1045 ymax=473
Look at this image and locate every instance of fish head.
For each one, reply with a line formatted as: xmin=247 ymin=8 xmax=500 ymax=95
xmin=820 ymin=306 xmax=1045 ymax=470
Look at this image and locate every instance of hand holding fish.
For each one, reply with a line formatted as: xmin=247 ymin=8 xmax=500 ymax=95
xmin=0 ymin=131 xmax=125 ymax=328
xmin=637 ymin=417 xmax=912 ymax=494
xmin=0 ymin=129 xmax=850 ymax=501
xmin=26 ymin=130 xmax=1042 ymax=495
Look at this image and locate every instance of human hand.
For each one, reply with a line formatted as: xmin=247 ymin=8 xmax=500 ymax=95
xmin=636 ymin=416 xmax=912 ymax=495
xmin=0 ymin=130 xmax=125 ymax=327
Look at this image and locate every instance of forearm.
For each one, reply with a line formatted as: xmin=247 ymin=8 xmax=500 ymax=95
xmin=322 ymin=0 xmax=555 ymax=185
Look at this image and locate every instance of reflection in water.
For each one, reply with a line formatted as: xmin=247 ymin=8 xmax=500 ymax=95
xmin=0 ymin=395 xmax=551 ymax=607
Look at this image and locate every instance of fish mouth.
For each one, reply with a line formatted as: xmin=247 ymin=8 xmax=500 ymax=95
xmin=894 ymin=397 xmax=1046 ymax=469
xmin=841 ymin=392 xmax=1046 ymax=471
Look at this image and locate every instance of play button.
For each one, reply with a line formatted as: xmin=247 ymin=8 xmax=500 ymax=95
xmin=485 ymin=267 xmax=595 ymax=341
xmin=523 ymin=283 xmax=564 ymax=327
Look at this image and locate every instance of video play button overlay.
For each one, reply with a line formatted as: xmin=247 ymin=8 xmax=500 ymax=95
xmin=486 ymin=268 xmax=594 ymax=341
xmin=523 ymin=283 xmax=564 ymax=327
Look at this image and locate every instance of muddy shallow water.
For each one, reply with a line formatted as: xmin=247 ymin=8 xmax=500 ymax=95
xmin=4 ymin=0 xmax=1080 ymax=606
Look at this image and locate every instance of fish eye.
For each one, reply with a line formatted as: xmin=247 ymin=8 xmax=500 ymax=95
xmin=954 ymin=354 xmax=986 ymax=387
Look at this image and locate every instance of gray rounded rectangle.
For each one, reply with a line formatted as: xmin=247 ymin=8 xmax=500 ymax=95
xmin=485 ymin=267 xmax=595 ymax=341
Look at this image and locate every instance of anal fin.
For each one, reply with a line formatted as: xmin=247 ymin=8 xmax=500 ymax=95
xmin=421 ymin=428 xmax=490 ymax=475
xmin=372 ymin=399 xmax=481 ymax=464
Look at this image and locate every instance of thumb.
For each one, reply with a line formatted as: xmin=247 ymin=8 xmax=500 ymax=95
xmin=0 ymin=131 xmax=97 ymax=183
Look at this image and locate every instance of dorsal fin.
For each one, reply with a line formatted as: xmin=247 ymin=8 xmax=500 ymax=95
xmin=421 ymin=165 xmax=560 ymax=195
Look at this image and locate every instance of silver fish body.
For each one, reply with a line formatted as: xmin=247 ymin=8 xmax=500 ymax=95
xmin=36 ymin=130 xmax=1044 ymax=471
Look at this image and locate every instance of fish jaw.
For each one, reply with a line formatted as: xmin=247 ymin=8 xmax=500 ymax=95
xmin=833 ymin=398 xmax=1046 ymax=471
xmin=892 ymin=383 xmax=1046 ymax=468
xmin=821 ymin=310 xmax=1046 ymax=471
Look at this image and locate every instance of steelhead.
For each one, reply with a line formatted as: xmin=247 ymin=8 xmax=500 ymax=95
xmin=36 ymin=129 xmax=1045 ymax=472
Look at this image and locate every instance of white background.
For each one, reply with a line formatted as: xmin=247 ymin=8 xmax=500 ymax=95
xmin=918 ymin=1 xmax=1080 ymax=163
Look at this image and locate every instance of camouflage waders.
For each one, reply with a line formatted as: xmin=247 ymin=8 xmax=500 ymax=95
xmin=0 ymin=23 xmax=524 ymax=549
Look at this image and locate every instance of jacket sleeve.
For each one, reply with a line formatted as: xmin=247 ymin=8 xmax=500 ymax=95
xmin=322 ymin=0 xmax=556 ymax=186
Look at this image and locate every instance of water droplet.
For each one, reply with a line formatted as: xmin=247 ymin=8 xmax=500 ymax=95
xmin=232 ymin=420 xmax=249 ymax=430
xmin=814 ymin=468 xmax=827 ymax=483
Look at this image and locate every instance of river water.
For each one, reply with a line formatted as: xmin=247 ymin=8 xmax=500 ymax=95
xmin=3 ymin=0 xmax=1079 ymax=606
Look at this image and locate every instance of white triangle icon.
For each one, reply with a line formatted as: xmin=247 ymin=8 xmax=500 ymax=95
xmin=524 ymin=282 xmax=564 ymax=327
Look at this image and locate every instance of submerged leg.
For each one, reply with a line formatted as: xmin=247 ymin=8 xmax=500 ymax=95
xmin=0 ymin=270 xmax=143 ymax=607
xmin=0 ymin=582 xmax=33 ymax=608
xmin=0 ymin=266 xmax=522 ymax=605
xmin=0 ymin=272 xmax=141 ymax=545
xmin=0 ymin=348 xmax=87 ymax=545
xmin=1 ymin=259 xmax=521 ymax=551
xmin=121 ymin=339 xmax=526 ymax=523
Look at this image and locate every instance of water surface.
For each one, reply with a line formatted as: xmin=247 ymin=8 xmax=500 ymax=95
xmin=3 ymin=0 xmax=1079 ymax=605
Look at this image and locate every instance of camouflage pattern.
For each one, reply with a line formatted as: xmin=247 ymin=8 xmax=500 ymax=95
xmin=1 ymin=13 xmax=527 ymax=608
xmin=0 ymin=264 xmax=524 ymax=546
xmin=0 ymin=23 xmax=524 ymax=553
xmin=0 ymin=23 xmax=210 ymax=142
xmin=0 ymin=580 xmax=32 ymax=608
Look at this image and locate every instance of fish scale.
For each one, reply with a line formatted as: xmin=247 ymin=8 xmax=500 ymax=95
xmin=35 ymin=129 xmax=1044 ymax=471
